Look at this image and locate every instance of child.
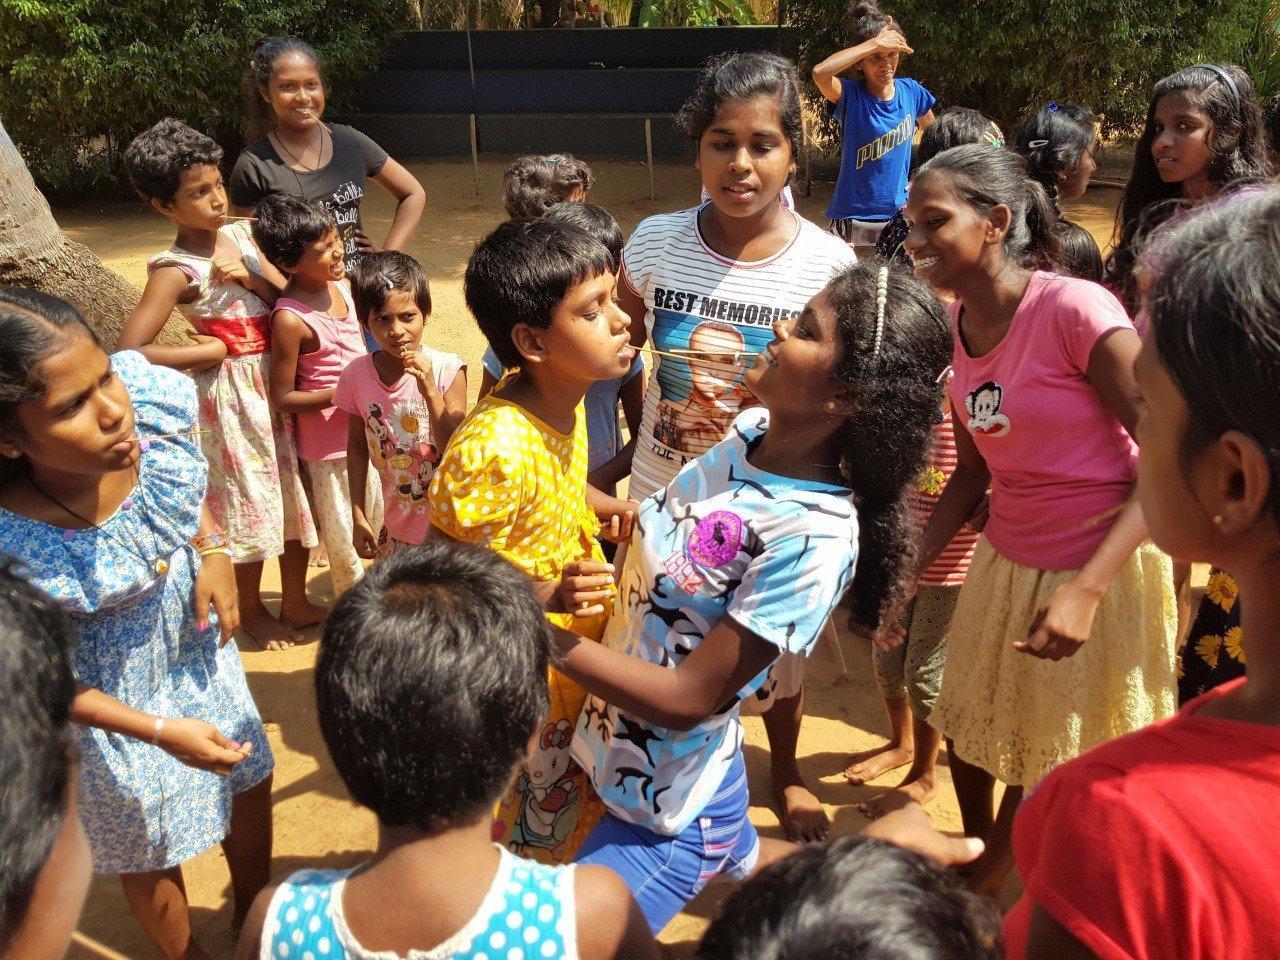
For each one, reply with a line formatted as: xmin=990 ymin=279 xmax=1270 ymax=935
xmin=502 ymin=152 xmax=594 ymax=219
xmin=335 ymin=251 xmax=466 ymax=555
xmin=902 ymin=144 xmax=1177 ymax=895
xmin=477 ymin=202 xmax=645 ymax=512
xmin=1005 ymin=185 xmax=1280 ymax=960
xmin=429 ymin=217 xmax=637 ymax=863
xmin=697 ymin=834 xmax=1000 ymax=960
xmin=813 ymin=0 xmax=936 ymax=247
xmin=874 ymin=106 xmax=1004 ymax=266
xmin=1104 ymin=63 xmax=1272 ymax=314
xmin=844 ymin=389 xmax=980 ymax=813
xmin=231 ymin=36 xmax=426 ymax=272
xmin=255 ymin=192 xmax=382 ymax=597
xmin=1015 ymin=103 xmax=1104 ymax=281
xmin=0 ymin=289 xmax=273 ymax=960
xmin=0 ymin=562 xmax=91 ymax=960
xmin=556 ymin=261 xmax=955 ymax=932
xmin=234 ymin=542 xmax=660 ymax=960
xmin=621 ymin=50 xmax=857 ymax=841
xmin=117 ymin=117 xmax=322 ymax=651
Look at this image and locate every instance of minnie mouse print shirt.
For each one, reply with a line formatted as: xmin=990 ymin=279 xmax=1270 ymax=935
xmin=949 ymin=271 xmax=1137 ymax=571
xmin=571 ymin=410 xmax=857 ymax=835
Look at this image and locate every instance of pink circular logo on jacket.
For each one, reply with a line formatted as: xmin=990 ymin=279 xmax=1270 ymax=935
xmin=687 ymin=511 xmax=743 ymax=567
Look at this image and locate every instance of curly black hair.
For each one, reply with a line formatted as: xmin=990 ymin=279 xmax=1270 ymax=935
xmin=826 ymin=262 xmax=951 ymax=629
xmin=123 ymin=118 xmax=223 ymax=204
xmin=676 ymin=51 xmax=803 ymax=159
xmin=501 ymin=154 xmax=595 ymax=219
xmin=251 ymin=192 xmax=335 ymax=271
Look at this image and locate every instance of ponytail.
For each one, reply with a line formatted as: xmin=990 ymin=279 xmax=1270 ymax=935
xmin=1023 ymin=178 xmax=1061 ymax=271
xmin=825 ymin=264 xmax=951 ymax=629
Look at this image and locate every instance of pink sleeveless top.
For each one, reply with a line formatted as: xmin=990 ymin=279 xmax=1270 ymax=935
xmin=276 ymin=281 xmax=364 ymax=462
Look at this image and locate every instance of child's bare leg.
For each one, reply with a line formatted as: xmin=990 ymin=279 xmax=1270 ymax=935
xmin=947 ymin=742 xmax=996 ymax=840
xmin=858 ymin=712 xmax=942 ymax=817
xmin=221 ymin=776 xmax=273 ymax=928
xmin=278 ymin=539 xmax=327 ymax=629
xmin=964 ymin=784 xmax=1022 ymax=897
xmin=235 ymin=561 xmax=296 ymax=651
xmin=843 ymin=694 xmax=915 ymax=784
xmin=765 ymin=686 xmax=828 ymax=843
xmin=119 ymin=866 xmax=211 ymax=960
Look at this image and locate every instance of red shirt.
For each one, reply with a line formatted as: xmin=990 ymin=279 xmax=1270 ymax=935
xmin=1004 ymin=678 xmax=1280 ymax=960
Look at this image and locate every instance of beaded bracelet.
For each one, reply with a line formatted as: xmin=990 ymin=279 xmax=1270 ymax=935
xmin=197 ymin=545 xmax=233 ymax=559
xmin=191 ymin=530 xmax=229 ymax=553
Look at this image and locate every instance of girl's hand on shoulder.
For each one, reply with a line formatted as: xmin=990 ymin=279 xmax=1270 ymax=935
xmin=557 ymin=560 xmax=617 ymax=618
xmin=195 ymin=551 xmax=240 ymax=645
xmin=156 ymin=716 xmax=251 ymax=775
xmin=1015 ymin=579 xmax=1103 ymax=660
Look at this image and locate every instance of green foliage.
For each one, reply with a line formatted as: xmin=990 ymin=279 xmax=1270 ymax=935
xmin=787 ymin=0 xmax=1257 ymax=138
xmin=638 ymin=0 xmax=757 ymax=27
xmin=1238 ymin=0 xmax=1279 ymax=101
xmin=0 ymin=0 xmax=412 ymax=195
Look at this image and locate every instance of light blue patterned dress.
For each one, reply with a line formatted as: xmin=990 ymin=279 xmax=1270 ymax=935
xmin=0 ymin=350 xmax=273 ymax=873
xmin=260 ymin=847 xmax=579 ymax=960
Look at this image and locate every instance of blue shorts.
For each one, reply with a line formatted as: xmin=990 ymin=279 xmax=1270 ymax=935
xmin=574 ymin=751 xmax=759 ymax=933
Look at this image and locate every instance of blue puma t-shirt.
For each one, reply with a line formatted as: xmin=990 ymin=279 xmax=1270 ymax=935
xmin=826 ymin=76 xmax=936 ymax=223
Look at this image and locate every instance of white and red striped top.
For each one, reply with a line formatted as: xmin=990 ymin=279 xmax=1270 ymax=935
xmin=911 ymin=412 xmax=980 ymax=586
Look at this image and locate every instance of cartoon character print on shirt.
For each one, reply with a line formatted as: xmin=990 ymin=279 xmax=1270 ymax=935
xmin=509 ymin=718 xmax=580 ymax=856
xmin=362 ymin=398 xmax=439 ymax=514
xmin=965 ymin=379 xmax=1012 ymax=437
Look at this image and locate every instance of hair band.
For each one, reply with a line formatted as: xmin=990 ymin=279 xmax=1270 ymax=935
xmin=1047 ymin=102 xmax=1061 ymax=112
xmin=982 ymin=125 xmax=1005 ymax=148
xmin=1027 ymin=138 xmax=1049 ymax=149
xmin=1192 ymin=63 xmax=1240 ymax=106
xmin=872 ymin=265 xmax=888 ymax=357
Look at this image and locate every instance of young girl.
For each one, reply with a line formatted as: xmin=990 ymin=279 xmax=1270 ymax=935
xmin=502 ymin=152 xmax=594 ymax=218
xmin=620 ymin=50 xmax=857 ymax=842
xmin=901 ymin=144 xmax=1178 ymax=894
xmin=0 ymin=289 xmax=274 ymax=960
xmin=1005 ymin=185 xmax=1280 ymax=960
xmin=230 ymin=37 xmax=426 ymax=273
xmin=1104 ymin=63 xmax=1272 ymax=314
xmin=118 ymin=117 xmax=322 ymax=652
xmin=335 ymin=251 xmax=466 ymax=554
xmin=255 ymin=193 xmax=381 ymax=598
xmin=557 ymin=261 xmax=954 ymax=932
xmin=812 ymin=0 xmax=936 ymax=247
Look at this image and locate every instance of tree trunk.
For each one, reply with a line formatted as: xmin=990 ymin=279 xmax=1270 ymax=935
xmin=0 ymin=118 xmax=187 ymax=349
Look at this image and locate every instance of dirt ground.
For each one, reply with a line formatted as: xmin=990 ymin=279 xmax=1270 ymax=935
xmin=56 ymin=156 xmax=1128 ymax=960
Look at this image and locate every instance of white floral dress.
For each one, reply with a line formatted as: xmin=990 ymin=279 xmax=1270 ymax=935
xmin=147 ymin=222 xmax=316 ymax=562
xmin=0 ymin=352 xmax=274 ymax=873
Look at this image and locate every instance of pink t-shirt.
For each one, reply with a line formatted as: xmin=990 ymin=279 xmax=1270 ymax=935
xmin=948 ymin=271 xmax=1137 ymax=571
xmin=333 ymin=348 xmax=465 ymax=545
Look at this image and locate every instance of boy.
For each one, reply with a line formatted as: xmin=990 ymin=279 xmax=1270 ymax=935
xmin=234 ymin=543 xmax=658 ymax=960
xmin=428 ymin=217 xmax=635 ymax=863
xmin=0 ymin=563 xmax=92 ymax=960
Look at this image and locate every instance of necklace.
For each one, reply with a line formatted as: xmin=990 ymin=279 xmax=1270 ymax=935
xmin=271 ymin=128 xmax=328 ymax=173
xmin=27 ymin=470 xmax=171 ymax=576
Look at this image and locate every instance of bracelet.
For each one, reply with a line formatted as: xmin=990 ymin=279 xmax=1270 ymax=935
xmin=191 ymin=530 xmax=229 ymax=552
xmin=197 ymin=545 xmax=233 ymax=559
xmin=151 ymin=716 xmax=167 ymax=746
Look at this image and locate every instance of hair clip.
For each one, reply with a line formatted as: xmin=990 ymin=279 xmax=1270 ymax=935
xmin=382 ymin=277 xmax=395 ymax=290
xmin=545 ymin=154 xmax=565 ymax=164
xmin=1027 ymin=138 xmax=1050 ymax=149
xmin=935 ymin=364 xmax=953 ymax=384
xmin=872 ymin=265 xmax=888 ymax=358
xmin=1047 ymin=102 xmax=1061 ymax=112
xmin=981 ymin=126 xmax=1005 ymax=148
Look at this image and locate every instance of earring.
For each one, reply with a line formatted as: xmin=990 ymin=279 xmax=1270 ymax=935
xmin=824 ymin=400 xmax=838 ymax=412
xmin=1213 ymin=514 xmax=1225 ymax=526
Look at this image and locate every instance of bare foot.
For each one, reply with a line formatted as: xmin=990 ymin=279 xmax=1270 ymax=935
xmin=240 ymin=605 xmax=297 ymax=652
xmin=842 ymin=741 xmax=914 ymax=784
xmin=772 ymin=766 xmax=830 ymax=843
xmin=280 ymin=598 xmax=328 ymax=631
xmin=857 ymin=771 xmax=936 ymax=819
xmin=309 ymin=545 xmax=329 ymax=568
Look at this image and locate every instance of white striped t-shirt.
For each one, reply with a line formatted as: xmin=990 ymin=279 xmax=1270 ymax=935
xmin=623 ymin=205 xmax=857 ymax=500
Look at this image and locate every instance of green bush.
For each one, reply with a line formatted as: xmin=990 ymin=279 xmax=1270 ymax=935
xmin=0 ymin=0 xmax=412 ymax=196
xmin=787 ymin=0 xmax=1258 ymax=138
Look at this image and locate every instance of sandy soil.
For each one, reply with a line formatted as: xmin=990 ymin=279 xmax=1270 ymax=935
xmin=55 ymin=157 xmax=1126 ymax=960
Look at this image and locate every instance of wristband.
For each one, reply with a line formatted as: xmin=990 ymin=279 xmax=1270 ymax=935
xmin=197 ymin=546 xmax=233 ymax=559
xmin=191 ymin=530 xmax=229 ymax=552
xmin=151 ymin=716 xmax=167 ymax=746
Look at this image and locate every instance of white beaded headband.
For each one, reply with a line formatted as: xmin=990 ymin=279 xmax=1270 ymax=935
xmin=872 ymin=265 xmax=888 ymax=357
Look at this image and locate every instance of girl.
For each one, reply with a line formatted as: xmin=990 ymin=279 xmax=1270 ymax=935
xmin=255 ymin=193 xmax=380 ymax=599
xmin=335 ymin=251 xmax=466 ymax=555
xmin=118 ymin=117 xmax=322 ymax=652
xmin=559 ymin=261 xmax=955 ymax=933
xmin=901 ymin=144 xmax=1177 ymax=894
xmin=0 ymin=289 xmax=274 ymax=960
xmin=1104 ymin=63 xmax=1272 ymax=314
xmin=230 ymin=37 xmax=427 ymax=273
xmin=1006 ymin=185 xmax=1280 ymax=960
xmin=813 ymin=0 xmax=936 ymax=248
xmin=618 ymin=50 xmax=856 ymax=842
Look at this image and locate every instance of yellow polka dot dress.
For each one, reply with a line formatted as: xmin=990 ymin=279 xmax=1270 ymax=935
xmin=430 ymin=391 xmax=609 ymax=863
